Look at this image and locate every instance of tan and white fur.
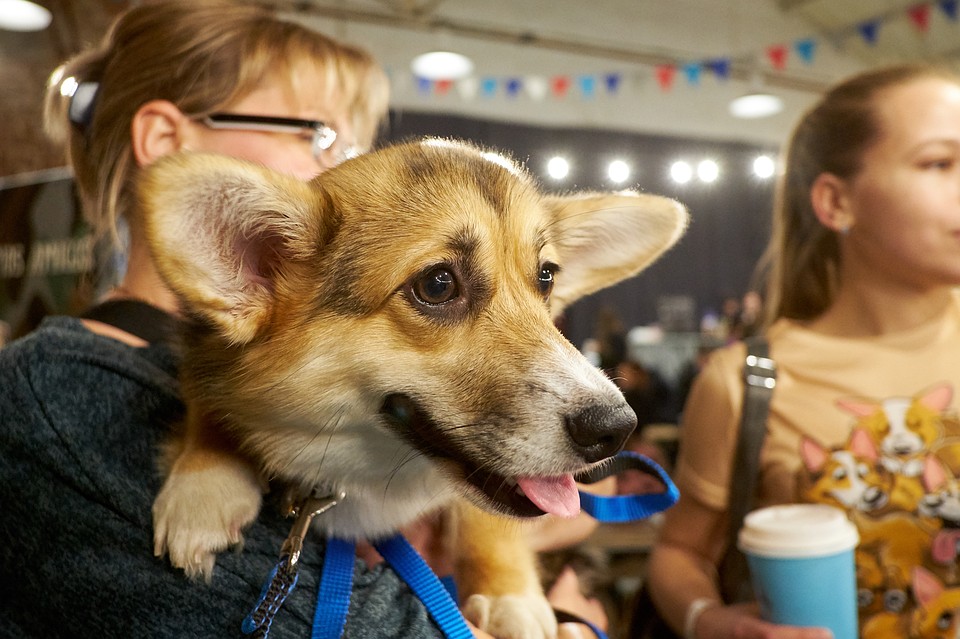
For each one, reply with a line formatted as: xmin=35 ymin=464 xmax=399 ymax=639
xmin=141 ymin=138 xmax=687 ymax=638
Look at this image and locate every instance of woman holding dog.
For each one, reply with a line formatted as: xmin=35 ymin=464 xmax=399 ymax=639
xmin=645 ymin=64 xmax=960 ymax=639
xmin=0 ymin=2 xmax=610 ymax=637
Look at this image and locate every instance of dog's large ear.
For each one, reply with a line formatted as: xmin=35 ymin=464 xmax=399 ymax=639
xmin=138 ymin=153 xmax=327 ymax=344
xmin=545 ymin=191 xmax=688 ymax=317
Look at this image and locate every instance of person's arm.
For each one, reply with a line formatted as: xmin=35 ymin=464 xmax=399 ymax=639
xmin=646 ymin=494 xmax=730 ymax=636
xmin=646 ymin=345 xmax=832 ymax=639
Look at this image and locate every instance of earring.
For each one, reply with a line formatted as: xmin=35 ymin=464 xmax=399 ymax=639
xmin=838 ymin=223 xmax=851 ymax=236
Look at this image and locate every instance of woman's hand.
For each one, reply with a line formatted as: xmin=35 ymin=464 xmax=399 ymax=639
xmin=696 ymin=603 xmax=833 ymax=639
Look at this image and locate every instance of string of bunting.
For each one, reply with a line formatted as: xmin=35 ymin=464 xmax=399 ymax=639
xmin=404 ymin=0 xmax=959 ymax=99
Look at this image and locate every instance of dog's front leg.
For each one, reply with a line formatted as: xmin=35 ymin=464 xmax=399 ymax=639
xmin=152 ymin=404 xmax=264 ymax=581
xmin=453 ymin=500 xmax=558 ymax=639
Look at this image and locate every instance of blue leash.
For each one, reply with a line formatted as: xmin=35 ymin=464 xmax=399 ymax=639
xmin=242 ymin=451 xmax=678 ymax=639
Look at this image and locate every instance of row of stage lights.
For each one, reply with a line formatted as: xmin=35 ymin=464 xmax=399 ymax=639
xmin=543 ymin=154 xmax=778 ymax=185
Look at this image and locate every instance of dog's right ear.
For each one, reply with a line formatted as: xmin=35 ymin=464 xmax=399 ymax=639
xmin=138 ymin=153 xmax=328 ymax=344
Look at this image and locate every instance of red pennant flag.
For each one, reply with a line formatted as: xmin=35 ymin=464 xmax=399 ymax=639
xmin=551 ymin=75 xmax=571 ymax=98
xmin=908 ymin=4 xmax=931 ymax=32
xmin=766 ymin=45 xmax=788 ymax=70
xmin=434 ymin=79 xmax=452 ymax=95
xmin=655 ymin=65 xmax=676 ymax=92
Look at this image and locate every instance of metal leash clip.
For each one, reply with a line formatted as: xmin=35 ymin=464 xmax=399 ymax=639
xmin=242 ymin=489 xmax=346 ymax=638
xmin=280 ymin=490 xmax=346 ymax=569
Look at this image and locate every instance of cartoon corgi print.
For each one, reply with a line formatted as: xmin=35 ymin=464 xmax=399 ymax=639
xmin=920 ymin=456 xmax=960 ymax=581
xmin=800 ymin=428 xmax=891 ymax=512
xmin=797 ymin=384 xmax=960 ymax=629
xmin=838 ymin=384 xmax=952 ymax=477
xmin=862 ymin=567 xmax=960 ymax=639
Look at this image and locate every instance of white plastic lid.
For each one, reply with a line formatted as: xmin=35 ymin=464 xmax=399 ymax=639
xmin=737 ymin=504 xmax=859 ymax=558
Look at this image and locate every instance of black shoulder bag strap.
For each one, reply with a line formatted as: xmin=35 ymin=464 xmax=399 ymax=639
xmin=80 ymin=299 xmax=179 ymax=345
xmin=718 ymin=335 xmax=776 ymax=603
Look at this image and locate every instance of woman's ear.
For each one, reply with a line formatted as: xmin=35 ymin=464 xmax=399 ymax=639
xmin=130 ymin=100 xmax=190 ymax=167
xmin=810 ymin=172 xmax=855 ymax=233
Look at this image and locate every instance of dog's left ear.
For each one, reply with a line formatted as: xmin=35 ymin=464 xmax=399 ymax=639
xmin=138 ymin=153 xmax=329 ymax=344
xmin=544 ymin=191 xmax=688 ymax=317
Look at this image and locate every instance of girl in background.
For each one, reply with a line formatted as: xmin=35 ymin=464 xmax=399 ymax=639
xmin=647 ymin=64 xmax=960 ymax=639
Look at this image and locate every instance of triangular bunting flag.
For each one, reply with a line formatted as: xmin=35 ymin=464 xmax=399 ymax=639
xmin=794 ymin=38 xmax=816 ymax=64
xmin=551 ymin=75 xmax=571 ymax=98
xmin=908 ymin=4 xmax=931 ymax=32
xmin=434 ymin=79 xmax=452 ymax=96
xmin=706 ymin=59 xmax=731 ymax=81
xmin=766 ymin=45 xmax=788 ymax=70
xmin=940 ymin=0 xmax=958 ymax=20
xmin=480 ymin=77 xmax=497 ymax=98
xmin=505 ymin=78 xmax=522 ymax=98
xmin=858 ymin=20 xmax=880 ymax=45
xmin=525 ymin=76 xmax=547 ymax=101
xmin=604 ymin=73 xmax=622 ymax=94
xmin=655 ymin=65 xmax=676 ymax=92
xmin=682 ymin=63 xmax=701 ymax=86
xmin=578 ymin=75 xmax=596 ymax=98
xmin=416 ymin=77 xmax=432 ymax=95
xmin=456 ymin=77 xmax=478 ymax=101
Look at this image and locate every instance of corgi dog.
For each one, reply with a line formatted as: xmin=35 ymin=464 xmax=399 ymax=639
xmin=139 ymin=138 xmax=688 ymax=638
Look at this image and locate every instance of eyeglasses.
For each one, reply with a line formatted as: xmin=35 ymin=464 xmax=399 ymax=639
xmin=201 ymin=113 xmax=359 ymax=166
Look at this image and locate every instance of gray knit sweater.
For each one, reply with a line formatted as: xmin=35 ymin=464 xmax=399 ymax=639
xmin=0 ymin=317 xmax=442 ymax=638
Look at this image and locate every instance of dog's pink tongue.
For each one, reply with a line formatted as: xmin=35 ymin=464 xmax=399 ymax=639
xmin=517 ymin=474 xmax=580 ymax=518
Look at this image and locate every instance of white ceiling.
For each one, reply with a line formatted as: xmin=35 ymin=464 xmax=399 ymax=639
xmin=278 ymin=0 xmax=960 ymax=147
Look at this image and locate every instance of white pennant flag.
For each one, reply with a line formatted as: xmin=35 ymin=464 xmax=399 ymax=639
xmin=456 ymin=77 xmax=479 ymax=101
xmin=525 ymin=75 xmax=548 ymax=101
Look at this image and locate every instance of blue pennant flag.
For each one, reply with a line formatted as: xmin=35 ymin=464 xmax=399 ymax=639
xmin=604 ymin=73 xmax=622 ymax=94
xmin=416 ymin=77 xmax=432 ymax=95
xmin=682 ymin=63 xmax=701 ymax=86
xmin=706 ymin=58 xmax=731 ymax=81
xmin=578 ymin=75 xmax=596 ymax=98
xmin=858 ymin=20 xmax=880 ymax=45
xmin=941 ymin=0 xmax=959 ymax=20
xmin=480 ymin=77 xmax=497 ymax=98
xmin=794 ymin=38 xmax=816 ymax=64
xmin=505 ymin=78 xmax=522 ymax=98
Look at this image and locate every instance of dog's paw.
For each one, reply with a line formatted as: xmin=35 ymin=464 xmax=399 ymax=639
xmin=152 ymin=461 xmax=263 ymax=581
xmin=463 ymin=592 xmax=558 ymax=639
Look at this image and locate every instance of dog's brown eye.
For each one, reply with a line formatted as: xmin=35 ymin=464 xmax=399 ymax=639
xmin=414 ymin=267 xmax=459 ymax=305
xmin=537 ymin=263 xmax=557 ymax=299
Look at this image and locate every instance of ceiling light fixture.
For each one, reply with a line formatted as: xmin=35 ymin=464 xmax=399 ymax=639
xmin=670 ymin=161 xmax=693 ymax=185
xmin=753 ymin=154 xmax=776 ymax=179
xmin=697 ymin=159 xmax=719 ymax=183
xmin=0 ymin=0 xmax=52 ymax=31
xmin=729 ymin=92 xmax=784 ymax=119
xmin=410 ymin=51 xmax=474 ymax=81
xmin=607 ymin=159 xmax=630 ymax=184
xmin=547 ymin=156 xmax=570 ymax=180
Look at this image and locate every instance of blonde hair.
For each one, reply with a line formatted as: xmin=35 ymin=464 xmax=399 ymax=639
xmin=759 ymin=64 xmax=960 ymax=326
xmin=44 ymin=0 xmax=388 ymax=247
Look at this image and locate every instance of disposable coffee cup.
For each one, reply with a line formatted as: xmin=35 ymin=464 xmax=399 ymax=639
xmin=738 ymin=504 xmax=859 ymax=639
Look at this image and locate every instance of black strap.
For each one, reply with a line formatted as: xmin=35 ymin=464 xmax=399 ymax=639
xmin=718 ymin=335 xmax=776 ymax=603
xmin=80 ymin=299 xmax=179 ymax=345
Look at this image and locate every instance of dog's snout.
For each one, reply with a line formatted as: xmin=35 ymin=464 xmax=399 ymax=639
xmin=565 ymin=403 xmax=636 ymax=463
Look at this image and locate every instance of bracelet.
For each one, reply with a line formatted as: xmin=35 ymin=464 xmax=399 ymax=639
xmin=683 ymin=597 xmax=719 ymax=639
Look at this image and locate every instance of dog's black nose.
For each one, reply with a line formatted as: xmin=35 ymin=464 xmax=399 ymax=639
xmin=565 ymin=402 xmax=636 ymax=463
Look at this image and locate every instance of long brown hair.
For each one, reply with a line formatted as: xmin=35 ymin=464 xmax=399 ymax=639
xmin=44 ymin=0 xmax=388 ymax=248
xmin=759 ymin=64 xmax=960 ymax=325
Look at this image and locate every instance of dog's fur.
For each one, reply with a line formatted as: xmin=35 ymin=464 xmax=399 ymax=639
xmin=141 ymin=138 xmax=687 ymax=638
